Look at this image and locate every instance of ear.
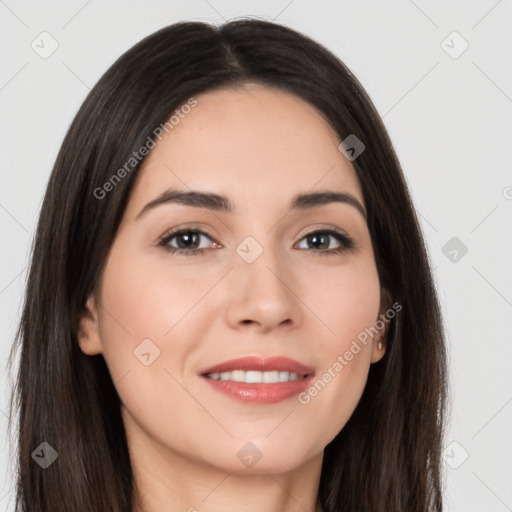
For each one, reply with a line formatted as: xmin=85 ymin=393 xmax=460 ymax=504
xmin=370 ymin=287 xmax=392 ymax=363
xmin=77 ymin=293 xmax=103 ymax=355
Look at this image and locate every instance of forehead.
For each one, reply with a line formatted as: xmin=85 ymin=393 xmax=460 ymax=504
xmin=124 ymin=84 xmax=364 ymax=217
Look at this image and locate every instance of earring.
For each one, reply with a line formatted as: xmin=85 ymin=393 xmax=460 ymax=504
xmin=378 ymin=341 xmax=383 ymax=350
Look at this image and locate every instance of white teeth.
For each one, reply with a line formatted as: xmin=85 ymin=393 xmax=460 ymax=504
xmin=231 ymin=370 xmax=245 ymax=381
xmin=206 ymin=370 xmax=302 ymax=383
xmin=245 ymin=371 xmax=263 ymax=383
xmin=262 ymin=370 xmax=279 ymax=383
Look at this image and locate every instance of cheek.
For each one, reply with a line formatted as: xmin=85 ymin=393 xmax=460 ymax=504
xmin=304 ymin=254 xmax=382 ymax=347
xmin=294 ymin=256 xmax=381 ymax=443
xmin=94 ymin=247 xmax=214 ymax=451
xmin=94 ymin=244 xmax=203 ymax=387
xmin=98 ymin=244 xmax=212 ymax=345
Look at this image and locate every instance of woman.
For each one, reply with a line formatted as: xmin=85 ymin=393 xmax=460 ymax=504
xmin=7 ymin=18 xmax=448 ymax=512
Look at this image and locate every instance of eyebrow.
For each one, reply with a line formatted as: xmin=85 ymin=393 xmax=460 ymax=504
xmin=136 ymin=188 xmax=367 ymax=220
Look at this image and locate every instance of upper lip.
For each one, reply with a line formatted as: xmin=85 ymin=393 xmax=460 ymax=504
xmin=199 ymin=356 xmax=315 ymax=377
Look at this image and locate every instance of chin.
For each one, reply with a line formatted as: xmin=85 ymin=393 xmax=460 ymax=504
xmin=208 ymin=436 xmax=321 ymax=475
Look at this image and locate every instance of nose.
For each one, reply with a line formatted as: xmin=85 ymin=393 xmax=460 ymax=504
xmin=224 ymin=245 xmax=303 ymax=334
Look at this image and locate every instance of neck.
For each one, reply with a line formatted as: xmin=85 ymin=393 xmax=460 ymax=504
xmin=127 ymin=421 xmax=324 ymax=512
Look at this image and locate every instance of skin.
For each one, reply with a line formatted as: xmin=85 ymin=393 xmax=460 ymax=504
xmin=79 ymin=84 xmax=387 ymax=512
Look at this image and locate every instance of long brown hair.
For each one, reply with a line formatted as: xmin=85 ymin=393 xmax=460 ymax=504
xmin=7 ymin=18 xmax=448 ymax=512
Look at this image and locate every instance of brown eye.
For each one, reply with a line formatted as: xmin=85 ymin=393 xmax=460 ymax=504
xmin=158 ymin=228 xmax=218 ymax=256
xmin=296 ymin=229 xmax=355 ymax=255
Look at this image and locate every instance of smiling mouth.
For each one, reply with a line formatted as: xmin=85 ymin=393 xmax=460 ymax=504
xmin=204 ymin=370 xmax=308 ymax=383
xmin=198 ymin=356 xmax=315 ymax=403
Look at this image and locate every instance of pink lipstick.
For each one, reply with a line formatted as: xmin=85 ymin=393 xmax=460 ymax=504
xmin=199 ymin=356 xmax=315 ymax=404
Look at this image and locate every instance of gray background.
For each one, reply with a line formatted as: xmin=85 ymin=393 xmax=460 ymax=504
xmin=1 ymin=1 xmax=511 ymax=510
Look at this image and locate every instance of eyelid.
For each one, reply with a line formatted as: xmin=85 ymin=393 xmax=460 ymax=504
xmin=158 ymin=221 xmax=219 ymax=240
xmin=295 ymin=223 xmax=350 ymax=241
xmin=158 ymin=225 xmax=220 ymax=249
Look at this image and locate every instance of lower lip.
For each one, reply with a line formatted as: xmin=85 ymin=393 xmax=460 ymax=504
xmin=201 ymin=375 xmax=314 ymax=403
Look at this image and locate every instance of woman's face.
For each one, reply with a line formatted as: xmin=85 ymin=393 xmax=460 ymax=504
xmin=79 ymin=84 xmax=386 ymax=475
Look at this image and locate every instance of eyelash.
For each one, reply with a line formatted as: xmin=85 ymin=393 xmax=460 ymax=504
xmin=157 ymin=226 xmax=356 ymax=257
